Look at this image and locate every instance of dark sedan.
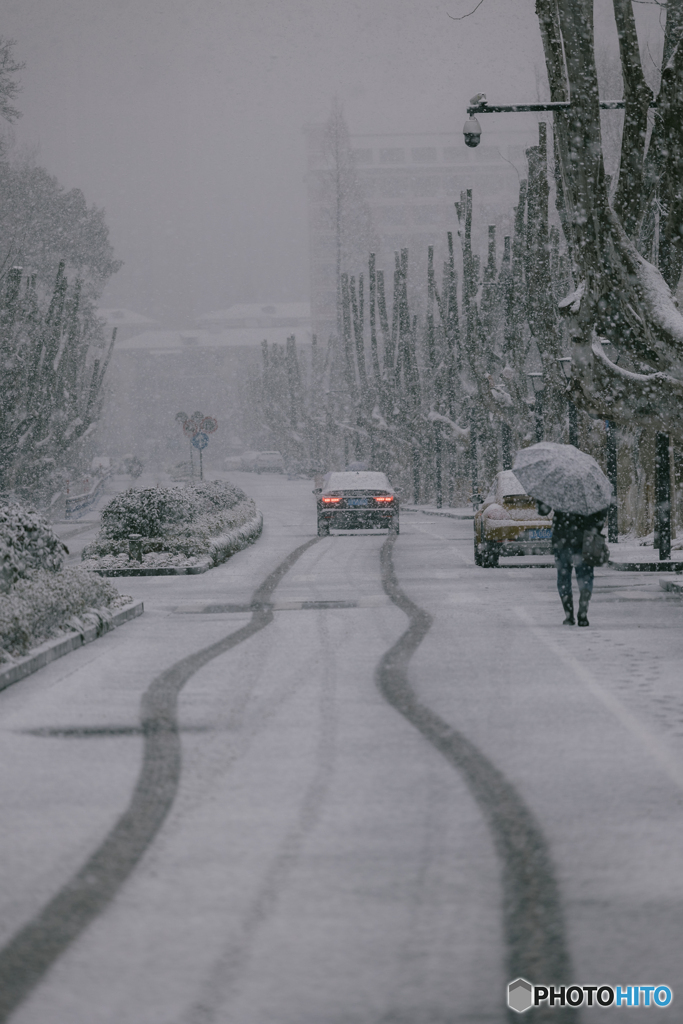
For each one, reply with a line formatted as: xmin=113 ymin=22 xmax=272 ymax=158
xmin=316 ymin=471 xmax=399 ymax=535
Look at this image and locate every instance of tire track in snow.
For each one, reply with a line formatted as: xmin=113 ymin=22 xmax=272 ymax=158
xmin=0 ymin=536 xmax=319 ymax=1023
xmin=377 ymin=532 xmax=576 ymax=1023
xmin=183 ymin=608 xmax=338 ymax=1024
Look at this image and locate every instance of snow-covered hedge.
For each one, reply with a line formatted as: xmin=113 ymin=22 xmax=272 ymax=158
xmin=0 ymin=504 xmax=68 ymax=593
xmin=0 ymin=500 xmax=130 ymax=660
xmin=82 ymin=480 xmax=259 ymax=561
xmin=0 ymin=569 xmax=130 ymax=659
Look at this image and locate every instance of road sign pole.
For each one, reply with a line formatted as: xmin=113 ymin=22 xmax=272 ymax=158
xmin=200 ymin=449 xmax=203 ymax=480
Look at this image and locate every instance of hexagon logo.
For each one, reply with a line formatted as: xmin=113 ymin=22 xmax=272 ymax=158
xmin=508 ymin=978 xmax=534 ymax=1013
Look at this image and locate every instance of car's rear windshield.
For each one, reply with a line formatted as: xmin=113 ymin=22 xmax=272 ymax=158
xmin=322 ymin=471 xmax=394 ymax=494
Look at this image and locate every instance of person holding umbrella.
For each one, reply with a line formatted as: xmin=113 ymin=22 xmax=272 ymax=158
xmin=513 ymin=442 xmax=613 ymax=627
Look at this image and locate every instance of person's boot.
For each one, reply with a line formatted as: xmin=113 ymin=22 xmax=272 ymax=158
xmin=561 ymin=593 xmax=575 ymax=625
xmin=577 ymin=590 xmax=590 ymax=627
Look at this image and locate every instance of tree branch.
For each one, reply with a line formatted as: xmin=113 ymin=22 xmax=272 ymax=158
xmin=447 ymin=0 xmax=486 ymax=20
xmin=571 ymin=335 xmax=683 ymax=440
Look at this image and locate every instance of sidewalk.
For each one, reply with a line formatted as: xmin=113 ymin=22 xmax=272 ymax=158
xmin=402 ymin=504 xmax=475 ymax=520
xmin=607 ymin=541 xmax=683 ymax=573
xmin=660 ymin=577 xmax=683 ymax=594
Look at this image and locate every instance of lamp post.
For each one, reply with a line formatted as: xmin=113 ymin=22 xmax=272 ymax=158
xmin=527 ymin=373 xmax=545 ymax=443
xmin=600 ymin=341 xmax=620 ymax=543
xmin=434 ymin=420 xmax=443 ymax=508
xmin=557 ymin=357 xmax=578 ymax=448
xmin=603 ymin=421 xmax=619 ymax=544
xmin=501 ymin=421 xmax=513 ymax=470
xmin=470 ymin=408 xmax=482 ymax=509
xmin=655 ymin=433 xmax=672 ymax=561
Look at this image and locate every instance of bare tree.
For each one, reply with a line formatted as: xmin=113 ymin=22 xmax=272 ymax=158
xmin=0 ymin=38 xmax=23 ymax=128
xmin=0 ymin=264 xmax=116 ymax=499
xmin=536 ymin=0 xmax=683 ymax=440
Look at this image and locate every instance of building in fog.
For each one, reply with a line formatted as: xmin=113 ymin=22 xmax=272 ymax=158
xmin=97 ymin=308 xmax=157 ymax=343
xmin=196 ymin=303 xmax=311 ymax=334
xmin=305 ymin=124 xmax=531 ymax=342
xmin=98 ymin=304 xmax=311 ymax=469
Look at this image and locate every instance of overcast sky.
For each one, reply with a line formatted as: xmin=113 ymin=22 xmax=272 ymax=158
xmin=0 ymin=0 xmax=664 ymax=326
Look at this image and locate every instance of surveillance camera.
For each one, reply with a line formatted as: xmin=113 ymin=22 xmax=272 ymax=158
xmin=463 ymin=115 xmax=482 ymax=148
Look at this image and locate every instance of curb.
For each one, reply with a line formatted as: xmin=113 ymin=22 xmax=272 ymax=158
xmin=87 ymin=509 xmax=264 ymax=577
xmin=93 ymin=561 xmax=213 ymax=578
xmin=403 ymin=506 xmax=475 ymax=520
xmin=660 ymin=578 xmax=683 ymax=594
xmin=0 ymin=600 xmax=144 ymax=693
xmin=608 ymin=559 xmax=683 ymax=572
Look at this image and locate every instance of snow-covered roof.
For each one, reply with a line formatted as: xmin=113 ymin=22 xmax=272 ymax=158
xmin=495 ymin=470 xmax=527 ymax=498
xmin=197 ymin=303 xmax=311 ymax=328
xmin=97 ymin=308 xmax=157 ymax=326
xmin=483 ymin=470 xmax=528 ymax=506
xmin=323 ymin=471 xmax=394 ymax=493
xmin=115 ymin=327 xmax=313 ymax=352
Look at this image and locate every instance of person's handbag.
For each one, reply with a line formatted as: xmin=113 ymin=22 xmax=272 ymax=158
xmin=582 ymin=527 xmax=609 ymax=567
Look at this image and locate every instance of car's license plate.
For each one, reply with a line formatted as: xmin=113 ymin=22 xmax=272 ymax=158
xmin=347 ymin=498 xmax=368 ymax=507
xmin=523 ymin=528 xmax=552 ymax=540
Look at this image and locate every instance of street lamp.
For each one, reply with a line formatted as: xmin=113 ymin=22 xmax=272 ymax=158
xmin=655 ymin=433 xmax=672 ymax=561
xmin=527 ymin=372 xmax=545 ymax=443
xmin=462 ymin=115 xmax=482 ymax=148
xmin=557 ymin=357 xmax=579 ymax=448
xmin=463 ymin=97 xmax=654 ymax=149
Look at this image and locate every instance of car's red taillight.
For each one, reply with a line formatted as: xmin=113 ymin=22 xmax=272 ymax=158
xmin=374 ymin=495 xmax=394 ymax=503
xmin=321 ymin=496 xmax=342 ymax=504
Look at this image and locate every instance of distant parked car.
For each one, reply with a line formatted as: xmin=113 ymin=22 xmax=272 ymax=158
xmin=316 ymin=470 xmax=399 ymax=535
xmin=255 ymin=451 xmax=285 ymax=473
xmin=240 ymin=450 xmax=285 ymax=473
xmin=474 ymin=470 xmax=552 ymax=567
xmin=224 ymin=456 xmax=243 ymax=471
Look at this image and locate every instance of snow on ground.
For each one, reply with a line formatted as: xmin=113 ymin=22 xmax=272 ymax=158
xmin=0 ymin=471 xmax=681 ymax=1023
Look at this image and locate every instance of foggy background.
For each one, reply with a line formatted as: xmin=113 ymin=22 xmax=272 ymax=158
xmin=0 ymin=0 xmax=663 ymax=327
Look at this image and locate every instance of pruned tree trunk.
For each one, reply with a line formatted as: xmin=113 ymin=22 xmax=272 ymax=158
xmin=536 ymin=0 xmax=683 ymax=443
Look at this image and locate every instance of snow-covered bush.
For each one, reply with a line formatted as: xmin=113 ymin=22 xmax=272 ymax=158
xmin=0 ymin=568 xmax=128 ymax=658
xmin=0 ymin=504 xmax=67 ymax=593
xmin=83 ymin=480 xmax=257 ymax=561
xmin=100 ymin=487 xmax=194 ymax=540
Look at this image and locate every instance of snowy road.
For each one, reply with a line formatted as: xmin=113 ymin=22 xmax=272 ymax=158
xmin=1 ymin=472 xmax=682 ymax=1023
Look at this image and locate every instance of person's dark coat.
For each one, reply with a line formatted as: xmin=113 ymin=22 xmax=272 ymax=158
xmin=551 ymin=509 xmax=608 ymax=553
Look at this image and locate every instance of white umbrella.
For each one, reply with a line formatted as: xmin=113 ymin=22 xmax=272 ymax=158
xmin=512 ymin=442 xmax=613 ymax=515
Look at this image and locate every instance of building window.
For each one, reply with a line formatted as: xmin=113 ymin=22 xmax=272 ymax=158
xmin=352 ymin=148 xmax=373 ymax=164
xmin=379 ymin=148 xmax=405 ymax=164
xmin=412 ymin=147 xmax=437 ymax=163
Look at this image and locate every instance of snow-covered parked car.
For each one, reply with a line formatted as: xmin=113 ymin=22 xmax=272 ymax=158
xmin=317 ymin=470 xmax=399 ymax=535
xmin=240 ymin=451 xmax=285 ymax=473
xmin=474 ymin=470 xmax=553 ymax=567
